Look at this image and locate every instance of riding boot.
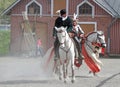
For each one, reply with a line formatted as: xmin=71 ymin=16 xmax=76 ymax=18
xmin=75 ymin=43 xmax=83 ymax=65
xmin=78 ymin=43 xmax=84 ymax=59
xmin=54 ymin=38 xmax=60 ymax=61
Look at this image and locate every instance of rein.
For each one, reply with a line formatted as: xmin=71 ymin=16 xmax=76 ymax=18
xmin=60 ymin=38 xmax=72 ymax=59
xmin=58 ymin=30 xmax=66 ymax=45
xmin=60 ymin=33 xmax=72 ymax=58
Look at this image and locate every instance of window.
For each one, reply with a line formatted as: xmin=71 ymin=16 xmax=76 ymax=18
xmin=79 ymin=3 xmax=92 ymax=15
xmin=77 ymin=1 xmax=94 ymax=17
xmin=52 ymin=0 xmax=68 ymax=16
xmin=53 ymin=0 xmax=66 ymax=14
xmin=28 ymin=2 xmax=40 ymax=14
xmin=26 ymin=1 xmax=42 ymax=15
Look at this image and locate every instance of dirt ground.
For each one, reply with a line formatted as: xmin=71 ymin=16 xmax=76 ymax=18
xmin=0 ymin=56 xmax=120 ymax=87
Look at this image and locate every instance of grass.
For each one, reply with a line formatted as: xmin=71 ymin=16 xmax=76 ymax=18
xmin=0 ymin=30 xmax=10 ymax=56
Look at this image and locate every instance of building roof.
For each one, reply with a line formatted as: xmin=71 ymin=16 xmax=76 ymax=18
xmin=93 ymin=0 xmax=120 ymax=18
xmin=1 ymin=0 xmax=120 ymax=18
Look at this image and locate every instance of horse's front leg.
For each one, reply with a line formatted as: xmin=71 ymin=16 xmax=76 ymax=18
xmin=65 ymin=60 xmax=70 ymax=80
xmin=71 ymin=58 xmax=75 ymax=83
xmin=63 ymin=63 xmax=67 ymax=83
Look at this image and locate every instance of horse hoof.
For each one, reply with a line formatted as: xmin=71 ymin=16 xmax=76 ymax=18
xmin=71 ymin=79 xmax=75 ymax=83
xmin=59 ymin=77 xmax=62 ymax=80
xmin=94 ymin=73 xmax=100 ymax=77
xmin=64 ymin=80 xmax=67 ymax=83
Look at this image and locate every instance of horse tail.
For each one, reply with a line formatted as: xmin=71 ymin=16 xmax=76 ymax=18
xmin=44 ymin=47 xmax=54 ymax=70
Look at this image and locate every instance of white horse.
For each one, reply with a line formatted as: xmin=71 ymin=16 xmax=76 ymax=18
xmin=54 ymin=26 xmax=106 ymax=82
xmin=55 ymin=26 xmax=75 ymax=83
xmin=82 ymin=31 xmax=106 ymax=76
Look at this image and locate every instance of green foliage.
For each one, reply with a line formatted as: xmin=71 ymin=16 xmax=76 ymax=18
xmin=0 ymin=0 xmax=15 ymax=25
xmin=0 ymin=30 xmax=10 ymax=56
xmin=0 ymin=0 xmax=13 ymax=56
xmin=0 ymin=0 xmax=16 ymax=13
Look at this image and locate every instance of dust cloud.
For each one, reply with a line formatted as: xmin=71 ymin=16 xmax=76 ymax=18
xmin=0 ymin=47 xmax=56 ymax=82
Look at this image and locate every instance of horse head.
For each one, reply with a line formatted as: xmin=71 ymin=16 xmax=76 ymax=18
xmin=96 ymin=31 xmax=106 ymax=48
xmin=55 ymin=26 xmax=67 ymax=48
xmin=86 ymin=31 xmax=106 ymax=48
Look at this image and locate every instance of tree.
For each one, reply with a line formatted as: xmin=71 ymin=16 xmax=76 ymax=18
xmin=0 ymin=0 xmax=16 ymax=24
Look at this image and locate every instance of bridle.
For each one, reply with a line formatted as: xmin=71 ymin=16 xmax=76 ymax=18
xmin=57 ymin=30 xmax=66 ymax=45
xmin=97 ymin=33 xmax=106 ymax=47
xmin=86 ymin=32 xmax=105 ymax=46
xmin=85 ymin=32 xmax=106 ymax=52
xmin=57 ymin=29 xmax=73 ymax=57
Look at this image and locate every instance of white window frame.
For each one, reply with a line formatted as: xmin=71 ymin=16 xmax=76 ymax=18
xmin=26 ymin=0 xmax=42 ymax=16
xmin=77 ymin=0 xmax=95 ymax=18
xmin=51 ymin=0 xmax=69 ymax=17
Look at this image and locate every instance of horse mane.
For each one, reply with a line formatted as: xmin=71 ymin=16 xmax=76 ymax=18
xmin=85 ymin=31 xmax=96 ymax=38
xmin=85 ymin=31 xmax=103 ymax=38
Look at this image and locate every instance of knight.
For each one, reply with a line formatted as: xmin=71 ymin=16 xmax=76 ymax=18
xmin=53 ymin=9 xmax=73 ymax=60
xmin=71 ymin=13 xmax=84 ymax=61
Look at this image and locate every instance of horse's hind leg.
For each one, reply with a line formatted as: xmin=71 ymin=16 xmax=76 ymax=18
xmin=59 ymin=65 xmax=63 ymax=80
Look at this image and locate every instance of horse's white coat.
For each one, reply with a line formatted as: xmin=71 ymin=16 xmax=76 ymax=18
xmin=55 ymin=27 xmax=75 ymax=83
xmin=85 ymin=32 xmax=106 ymax=69
xmin=54 ymin=27 xmax=106 ymax=81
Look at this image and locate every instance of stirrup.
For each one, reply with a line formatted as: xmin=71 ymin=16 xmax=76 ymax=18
xmin=54 ymin=55 xmax=58 ymax=61
xmin=77 ymin=57 xmax=83 ymax=65
xmin=81 ymin=53 xmax=84 ymax=59
xmin=79 ymin=53 xmax=84 ymax=59
xmin=54 ymin=54 xmax=60 ymax=61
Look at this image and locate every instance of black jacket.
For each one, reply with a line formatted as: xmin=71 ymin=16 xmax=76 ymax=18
xmin=53 ymin=16 xmax=73 ymax=37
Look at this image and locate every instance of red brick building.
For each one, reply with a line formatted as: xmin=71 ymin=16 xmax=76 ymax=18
xmin=2 ymin=0 xmax=120 ymax=56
